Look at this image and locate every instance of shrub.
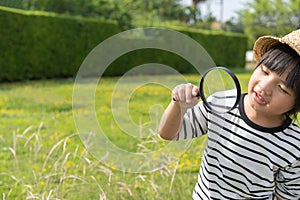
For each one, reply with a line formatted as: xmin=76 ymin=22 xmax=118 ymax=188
xmin=0 ymin=6 xmax=247 ymax=81
xmin=0 ymin=6 xmax=120 ymax=81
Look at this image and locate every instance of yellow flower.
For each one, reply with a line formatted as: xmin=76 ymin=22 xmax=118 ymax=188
xmin=186 ymin=159 xmax=191 ymax=166
xmin=66 ymin=161 xmax=72 ymax=168
xmin=40 ymin=181 xmax=45 ymax=186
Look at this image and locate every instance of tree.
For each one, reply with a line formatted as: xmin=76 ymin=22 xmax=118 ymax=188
xmin=238 ymin=0 xmax=300 ymax=48
xmin=20 ymin=0 xmax=218 ymax=29
xmin=190 ymin=0 xmax=207 ymax=23
xmin=21 ymin=0 xmax=195 ymax=28
xmin=22 ymin=0 xmax=133 ymax=29
xmin=223 ymin=17 xmax=244 ymax=33
xmin=127 ymin=0 xmax=192 ymax=25
xmin=192 ymin=0 xmax=207 ymax=6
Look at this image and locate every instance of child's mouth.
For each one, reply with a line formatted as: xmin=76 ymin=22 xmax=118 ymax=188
xmin=253 ymin=92 xmax=268 ymax=106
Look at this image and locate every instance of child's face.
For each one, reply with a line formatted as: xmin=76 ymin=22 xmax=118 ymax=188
xmin=247 ymin=65 xmax=296 ymax=118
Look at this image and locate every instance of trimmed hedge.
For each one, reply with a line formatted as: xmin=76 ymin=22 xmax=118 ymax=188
xmin=0 ymin=6 xmax=120 ymax=81
xmin=0 ymin=6 xmax=247 ymax=81
xmin=107 ymin=27 xmax=248 ymax=76
xmin=174 ymin=26 xmax=248 ymax=69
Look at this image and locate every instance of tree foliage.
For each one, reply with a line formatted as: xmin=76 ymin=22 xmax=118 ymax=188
xmin=125 ymin=0 xmax=191 ymax=26
xmin=18 ymin=0 xmax=216 ymax=29
xmin=21 ymin=0 xmax=133 ymax=29
xmin=238 ymin=0 xmax=300 ymax=48
xmin=20 ymin=0 xmax=204 ymax=29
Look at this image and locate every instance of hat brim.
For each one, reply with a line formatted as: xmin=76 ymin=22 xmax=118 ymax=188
xmin=253 ymin=36 xmax=281 ymax=62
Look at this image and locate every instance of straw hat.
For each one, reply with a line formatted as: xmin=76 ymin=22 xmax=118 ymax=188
xmin=253 ymin=29 xmax=300 ymax=62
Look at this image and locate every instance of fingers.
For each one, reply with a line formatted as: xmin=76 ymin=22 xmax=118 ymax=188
xmin=192 ymin=85 xmax=199 ymax=99
xmin=172 ymin=83 xmax=199 ymax=109
xmin=185 ymin=83 xmax=193 ymax=103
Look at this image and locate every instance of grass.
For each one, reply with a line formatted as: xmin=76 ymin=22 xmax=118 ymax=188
xmin=0 ymin=73 xmax=252 ymax=199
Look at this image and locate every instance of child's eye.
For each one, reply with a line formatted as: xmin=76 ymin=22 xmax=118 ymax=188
xmin=278 ymin=85 xmax=289 ymax=94
xmin=261 ymin=66 xmax=269 ymax=75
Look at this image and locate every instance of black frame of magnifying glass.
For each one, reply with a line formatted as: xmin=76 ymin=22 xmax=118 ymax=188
xmin=198 ymin=66 xmax=241 ymax=113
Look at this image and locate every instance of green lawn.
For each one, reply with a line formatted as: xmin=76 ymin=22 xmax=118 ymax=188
xmin=0 ymin=73 xmax=252 ymax=199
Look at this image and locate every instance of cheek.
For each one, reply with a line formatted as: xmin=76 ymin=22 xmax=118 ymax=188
xmin=247 ymin=76 xmax=256 ymax=91
xmin=272 ymin=94 xmax=295 ymax=111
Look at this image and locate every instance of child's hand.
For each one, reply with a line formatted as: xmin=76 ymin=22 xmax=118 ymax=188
xmin=172 ymin=83 xmax=199 ymax=110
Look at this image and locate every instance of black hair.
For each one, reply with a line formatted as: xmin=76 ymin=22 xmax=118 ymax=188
xmin=257 ymin=43 xmax=300 ymax=119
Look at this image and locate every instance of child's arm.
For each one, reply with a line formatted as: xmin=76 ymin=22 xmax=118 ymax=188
xmin=158 ymin=99 xmax=184 ymax=140
xmin=158 ymin=83 xmax=199 ymax=140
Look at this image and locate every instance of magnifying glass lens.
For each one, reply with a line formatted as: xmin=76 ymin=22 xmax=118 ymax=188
xmin=200 ymin=67 xmax=241 ymax=113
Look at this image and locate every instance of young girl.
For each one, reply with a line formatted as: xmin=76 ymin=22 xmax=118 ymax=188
xmin=159 ymin=29 xmax=300 ymax=199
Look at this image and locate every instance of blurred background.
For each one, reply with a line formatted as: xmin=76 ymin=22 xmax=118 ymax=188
xmin=2 ymin=0 xmax=299 ymax=44
xmin=0 ymin=0 xmax=299 ymax=81
xmin=1 ymin=0 xmax=300 ymax=82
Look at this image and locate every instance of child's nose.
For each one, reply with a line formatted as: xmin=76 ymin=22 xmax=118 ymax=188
xmin=259 ymin=78 xmax=274 ymax=95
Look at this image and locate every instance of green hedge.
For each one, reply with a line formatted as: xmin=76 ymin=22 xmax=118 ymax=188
xmin=0 ymin=6 xmax=120 ymax=81
xmin=173 ymin=26 xmax=248 ymax=69
xmin=0 ymin=6 xmax=247 ymax=81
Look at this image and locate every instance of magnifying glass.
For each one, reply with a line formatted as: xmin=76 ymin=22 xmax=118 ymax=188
xmin=198 ymin=66 xmax=241 ymax=113
xmin=174 ymin=66 xmax=241 ymax=113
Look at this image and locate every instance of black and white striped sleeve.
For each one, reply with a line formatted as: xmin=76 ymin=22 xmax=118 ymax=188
xmin=275 ymin=160 xmax=300 ymax=199
xmin=176 ymin=102 xmax=208 ymax=140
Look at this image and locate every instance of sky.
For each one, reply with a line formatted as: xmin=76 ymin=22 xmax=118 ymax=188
xmin=180 ymin=0 xmax=251 ymax=22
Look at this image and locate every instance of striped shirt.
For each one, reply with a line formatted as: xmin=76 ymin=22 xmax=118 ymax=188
xmin=177 ymin=93 xmax=300 ymax=199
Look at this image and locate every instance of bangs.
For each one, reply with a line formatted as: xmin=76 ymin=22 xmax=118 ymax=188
xmin=258 ymin=44 xmax=300 ymax=90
